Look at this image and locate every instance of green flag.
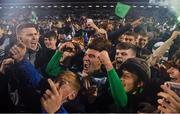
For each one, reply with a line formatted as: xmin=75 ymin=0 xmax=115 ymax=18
xmin=178 ymin=16 xmax=180 ymax=22
xmin=115 ymin=2 xmax=131 ymax=18
xmin=31 ymin=11 xmax=38 ymax=24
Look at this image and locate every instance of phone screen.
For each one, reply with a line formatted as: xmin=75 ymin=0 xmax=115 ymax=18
xmin=165 ymin=82 xmax=180 ymax=96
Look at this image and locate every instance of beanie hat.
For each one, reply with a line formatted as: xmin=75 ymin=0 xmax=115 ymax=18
xmin=118 ymin=58 xmax=151 ymax=84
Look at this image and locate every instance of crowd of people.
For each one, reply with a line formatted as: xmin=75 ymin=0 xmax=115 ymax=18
xmin=0 ymin=13 xmax=180 ymax=113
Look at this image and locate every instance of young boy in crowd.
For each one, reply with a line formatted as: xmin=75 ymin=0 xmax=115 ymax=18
xmin=5 ymin=42 xmax=81 ymax=113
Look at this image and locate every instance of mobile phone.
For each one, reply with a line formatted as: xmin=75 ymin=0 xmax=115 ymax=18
xmin=16 ymin=42 xmax=25 ymax=49
xmin=8 ymin=42 xmax=25 ymax=58
xmin=164 ymin=81 xmax=180 ymax=96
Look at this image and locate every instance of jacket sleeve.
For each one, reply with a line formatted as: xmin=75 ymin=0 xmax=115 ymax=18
xmin=108 ymin=24 xmax=132 ymax=45
xmin=107 ymin=67 xmax=128 ymax=107
xmin=147 ymin=38 xmax=174 ymax=66
xmin=46 ymin=50 xmax=64 ymax=77
xmin=15 ymin=59 xmax=42 ymax=88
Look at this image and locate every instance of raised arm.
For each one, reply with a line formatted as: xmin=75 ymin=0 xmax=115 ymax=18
xmin=108 ymin=18 xmax=142 ymax=45
xmin=98 ymin=50 xmax=128 ymax=107
xmin=10 ymin=42 xmax=42 ymax=88
xmin=147 ymin=31 xmax=180 ymax=66
xmin=46 ymin=42 xmax=75 ymax=77
xmin=46 ymin=50 xmax=64 ymax=77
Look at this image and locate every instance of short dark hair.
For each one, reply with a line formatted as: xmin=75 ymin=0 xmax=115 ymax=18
xmin=116 ymin=42 xmax=137 ymax=54
xmin=60 ymin=41 xmax=82 ymax=56
xmin=88 ymin=38 xmax=111 ymax=52
xmin=16 ymin=23 xmax=38 ymax=35
xmin=44 ymin=31 xmax=57 ymax=39
xmin=139 ymin=31 xmax=149 ymax=38
xmin=72 ymin=42 xmax=82 ymax=54
xmin=124 ymin=32 xmax=138 ymax=39
xmin=169 ymin=49 xmax=180 ymax=70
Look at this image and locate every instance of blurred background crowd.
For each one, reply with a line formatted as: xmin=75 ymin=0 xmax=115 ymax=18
xmin=0 ymin=0 xmax=180 ymax=113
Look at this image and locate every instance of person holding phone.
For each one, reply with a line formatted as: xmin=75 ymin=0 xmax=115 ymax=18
xmin=157 ymin=49 xmax=180 ymax=113
xmin=7 ymin=42 xmax=81 ymax=112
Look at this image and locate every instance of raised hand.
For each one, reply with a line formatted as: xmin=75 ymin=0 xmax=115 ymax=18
xmin=97 ymin=28 xmax=108 ymax=40
xmin=87 ymin=19 xmax=98 ymax=30
xmin=131 ymin=17 xmax=143 ymax=28
xmin=0 ymin=58 xmax=14 ymax=74
xmin=59 ymin=42 xmax=75 ymax=52
xmin=60 ymin=51 xmax=75 ymax=61
xmin=41 ymin=79 xmax=63 ymax=113
xmin=170 ymin=31 xmax=180 ymax=40
xmin=98 ymin=50 xmax=113 ymax=71
xmin=59 ymin=42 xmax=76 ymax=66
xmin=157 ymin=84 xmax=180 ymax=113
xmin=9 ymin=42 xmax=26 ymax=62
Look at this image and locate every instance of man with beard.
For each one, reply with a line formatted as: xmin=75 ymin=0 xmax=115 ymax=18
xmin=81 ymin=37 xmax=128 ymax=112
xmin=82 ymin=38 xmax=153 ymax=112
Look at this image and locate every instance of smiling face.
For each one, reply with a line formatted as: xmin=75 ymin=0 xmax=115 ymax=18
xmin=44 ymin=37 xmax=57 ymax=50
xmin=44 ymin=37 xmax=50 ymax=48
xmin=121 ymin=35 xmax=137 ymax=45
xmin=18 ymin=27 xmax=39 ymax=51
xmin=137 ymin=35 xmax=149 ymax=48
xmin=83 ymin=49 xmax=101 ymax=75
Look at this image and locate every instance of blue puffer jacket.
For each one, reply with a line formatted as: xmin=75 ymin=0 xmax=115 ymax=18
xmin=6 ymin=59 xmax=67 ymax=113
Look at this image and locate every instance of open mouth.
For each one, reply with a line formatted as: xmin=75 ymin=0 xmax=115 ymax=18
xmin=83 ymin=60 xmax=90 ymax=71
xmin=122 ymin=82 xmax=126 ymax=87
xmin=116 ymin=58 xmax=123 ymax=63
xmin=31 ymin=43 xmax=37 ymax=46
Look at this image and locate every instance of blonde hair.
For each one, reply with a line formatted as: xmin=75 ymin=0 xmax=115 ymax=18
xmin=56 ymin=71 xmax=81 ymax=92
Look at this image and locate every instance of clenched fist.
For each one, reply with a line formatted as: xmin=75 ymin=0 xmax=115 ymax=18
xmin=98 ymin=50 xmax=113 ymax=71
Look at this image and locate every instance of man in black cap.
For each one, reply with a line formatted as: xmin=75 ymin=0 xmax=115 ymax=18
xmin=117 ymin=57 xmax=155 ymax=112
xmin=118 ymin=58 xmax=151 ymax=94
